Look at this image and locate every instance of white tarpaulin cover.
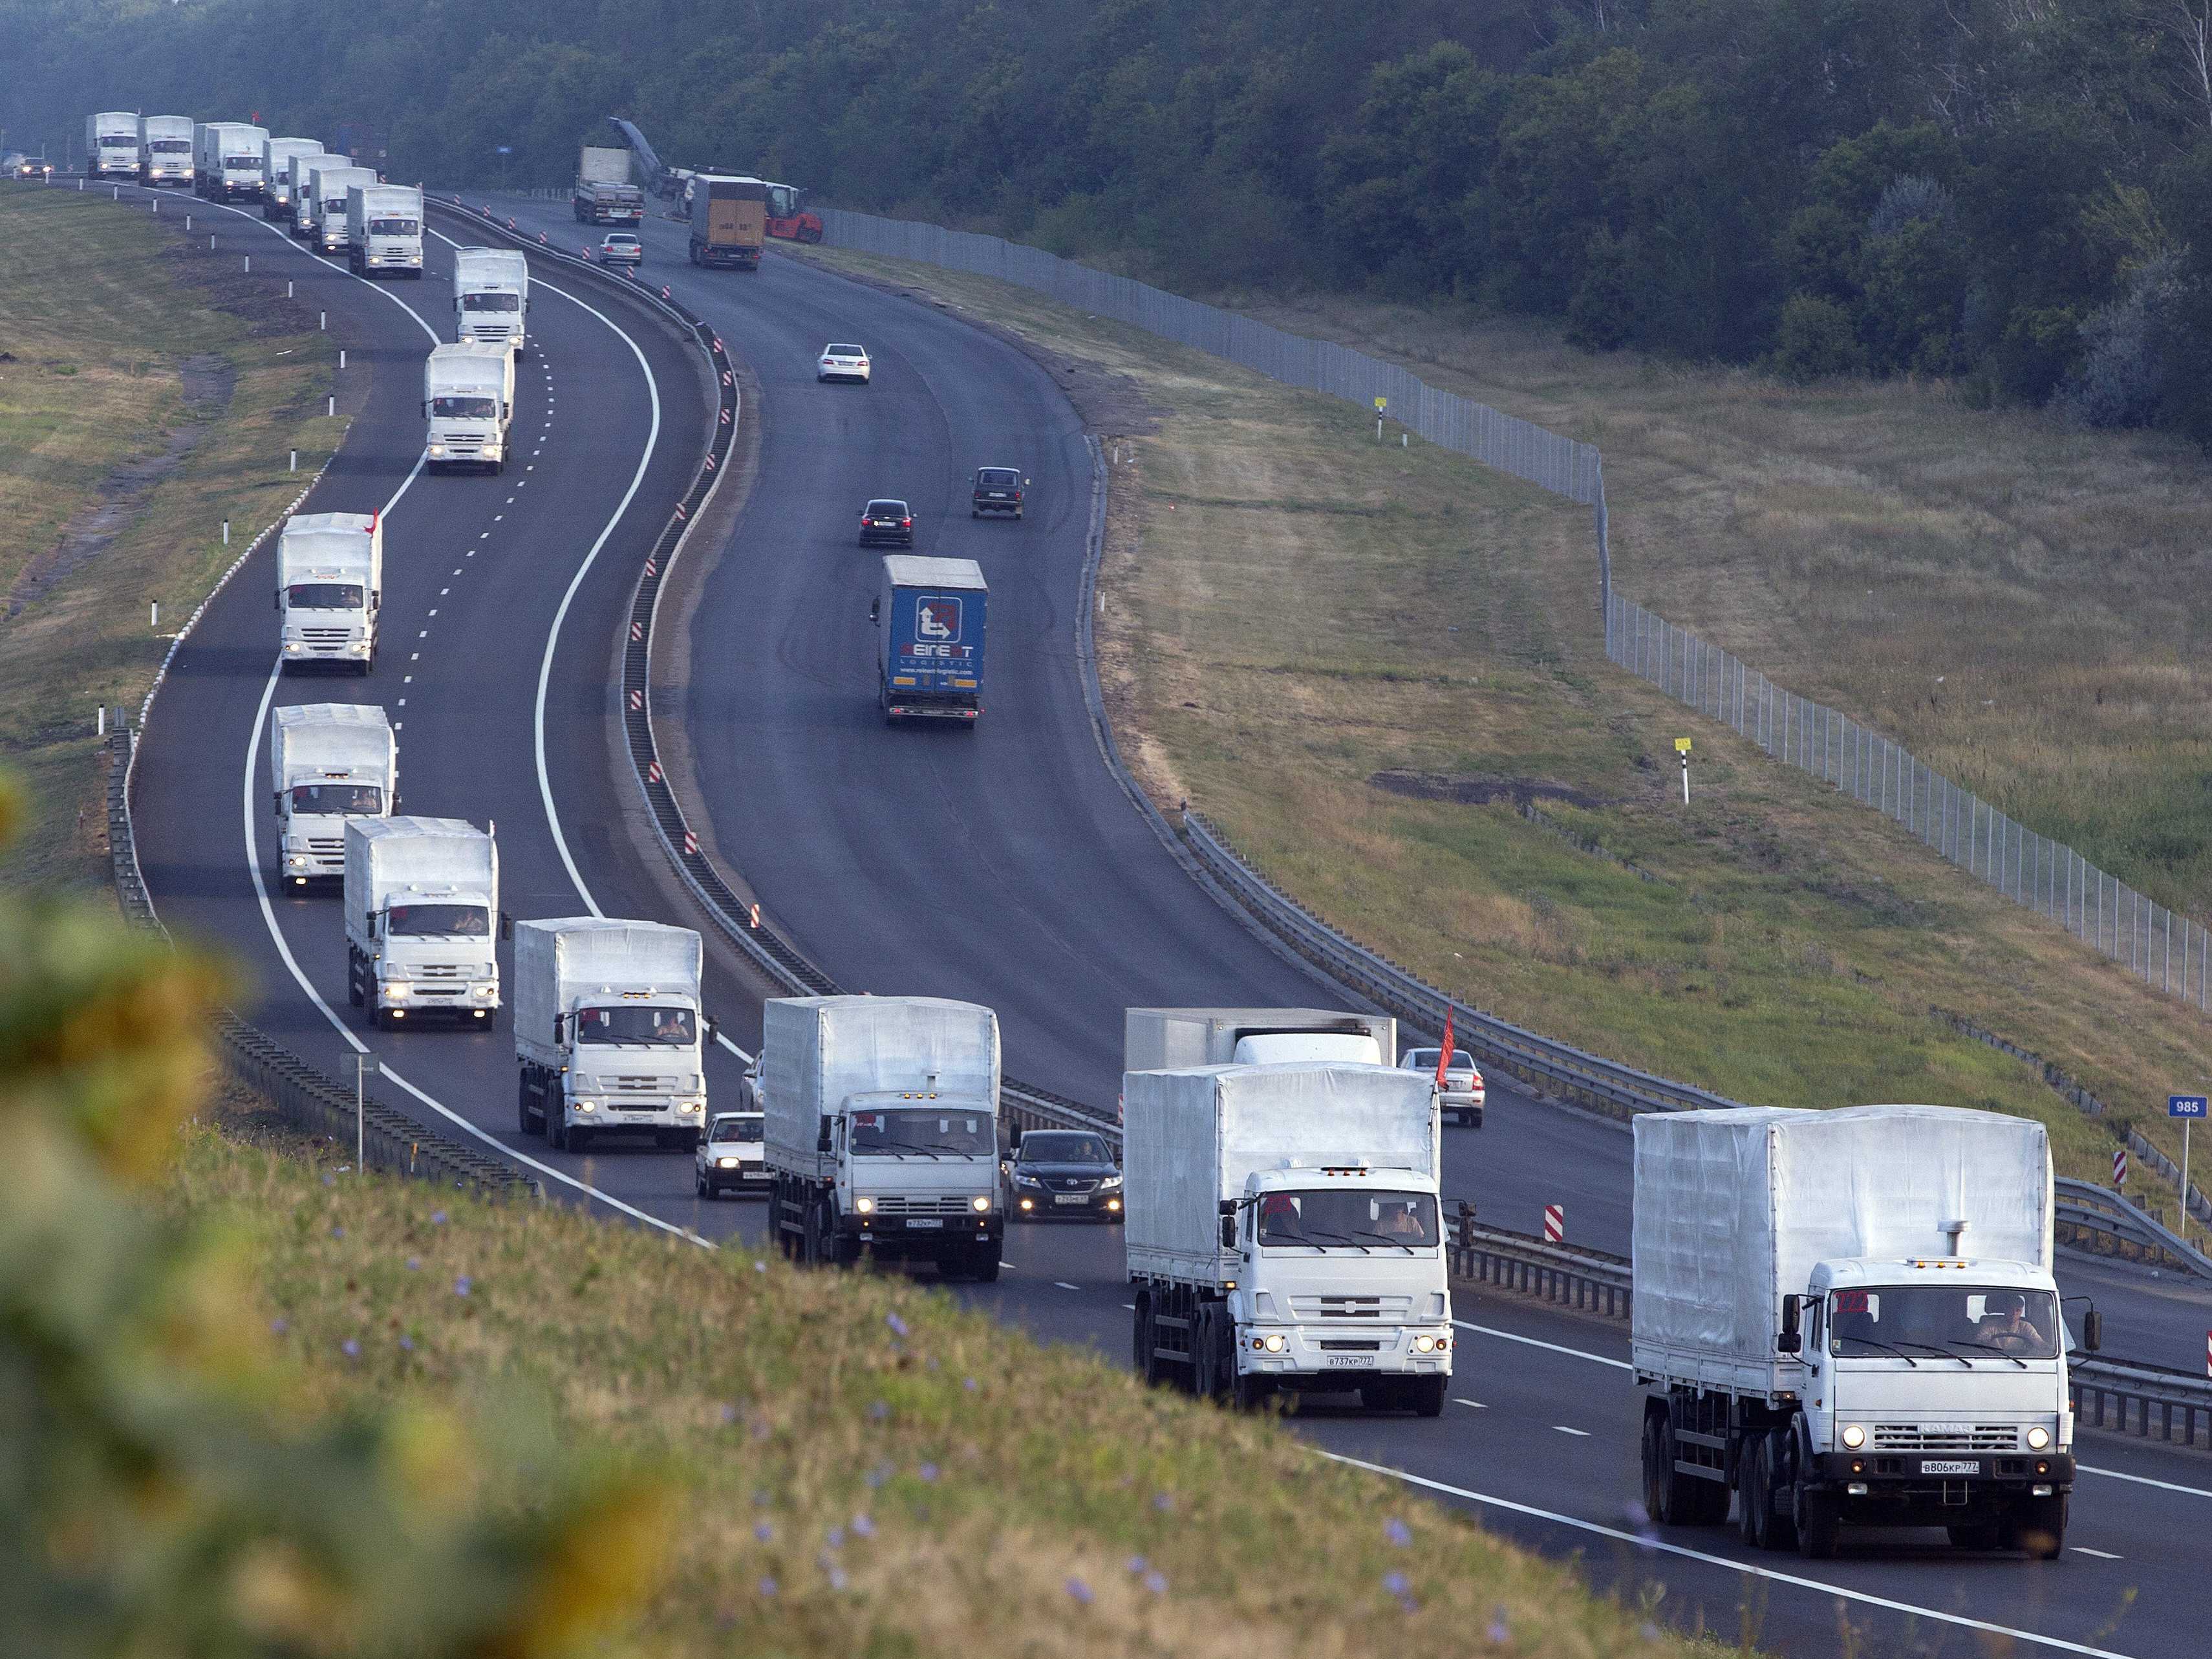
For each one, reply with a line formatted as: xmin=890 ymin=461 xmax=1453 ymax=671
xmin=762 ymin=996 xmax=1000 ymax=1164
xmin=343 ymin=816 xmax=497 ymax=937
xmin=1124 ymin=1063 xmax=1439 ymax=1275
xmin=270 ymin=703 xmax=392 ymax=789
xmin=513 ymin=918 xmax=700 ymax=1067
xmin=278 ymin=512 xmax=380 ymax=583
xmin=1633 ymin=1105 xmax=2052 ymax=1369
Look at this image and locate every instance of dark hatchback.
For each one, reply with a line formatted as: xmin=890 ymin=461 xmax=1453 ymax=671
xmin=1002 ymin=1129 xmax=1123 ymax=1221
xmin=971 ymin=466 xmax=1025 ymax=519
xmin=859 ymin=498 xmax=914 ymax=546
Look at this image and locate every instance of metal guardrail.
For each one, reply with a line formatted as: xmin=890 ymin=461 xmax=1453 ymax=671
xmin=1182 ymin=810 xmax=1746 ymax=1122
xmin=1450 ymin=1213 xmax=2212 ymax=1451
xmin=433 ymin=199 xmax=1126 ymax=1148
xmin=2055 ymin=1177 xmax=2212 ymax=1278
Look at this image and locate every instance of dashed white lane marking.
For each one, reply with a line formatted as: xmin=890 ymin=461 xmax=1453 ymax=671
xmin=2071 ymin=1546 xmax=2123 ymax=1559
xmin=417 ymin=629 xmax=427 ymax=638
xmin=439 ymin=587 xmax=449 ymax=595
xmin=1121 ymin=1303 xmax=1137 ymax=1311
xmin=1454 ymin=1398 xmax=1487 ymax=1410
xmin=396 ymin=698 xmax=405 ymax=707
xmin=1318 ymin=1453 xmax=2135 ymax=1659
xmin=402 ymin=675 xmax=412 ymax=684
xmin=1552 ymin=1426 xmax=1591 ymax=1438
xmin=427 ymin=609 xmax=437 ymax=616
xmin=409 ymin=652 xmax=419 ymax=661
xmin=1054 ymin=1281 xmax=1081 ymax=1292
xmin=493 ymin=514 xmax=502 ymax=522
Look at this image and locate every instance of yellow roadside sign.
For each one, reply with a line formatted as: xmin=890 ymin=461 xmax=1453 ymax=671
xmin=1675 ymin=738 xmax=1692 ymax=753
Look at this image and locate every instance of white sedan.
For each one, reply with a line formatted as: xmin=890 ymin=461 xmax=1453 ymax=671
xmin=1402 ymin=1046 xmax=1485 ymax=1127
xmin=695 ymin=1109 xmax=769 ymax=1197
xmin=817 ymin=343 xmax=870 ymax=383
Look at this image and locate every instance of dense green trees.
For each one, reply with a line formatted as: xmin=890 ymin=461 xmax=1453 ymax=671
xmin=8 ymin=0 xmax=2212 ymax=439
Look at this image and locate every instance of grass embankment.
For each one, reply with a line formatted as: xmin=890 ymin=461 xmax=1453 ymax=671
xmin=177 ymin=1118 xmax=1713 ymax=1658
xmin=781 ymin=241 xmax=2210 ymax=1228
xmin=0 ymin=183 xmax=341 ymax=890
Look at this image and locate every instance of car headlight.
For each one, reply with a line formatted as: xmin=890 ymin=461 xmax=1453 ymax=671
xmin=1840 ymin=1424 xmax=1866 ymax=1449
xmin=2026 ymin=1426 xmax=2050 ymax=1450
xmin=716 ymin=1156 xmax=739 ymax=1170
xmin=971 ymin=1195 xmax=992 ymax=1212
xmin=384 ymin=982 xmax=412 ymax=998
xmin=854 ymin=1197 xmax=874 ymax=1214
xmin=1262 ymin=1333 xmax=1286 ymax=1353
xmin=1013 ymin=1173 xmax=1042 ymax=1187
xmin=1099 ymin=1174 xmax=1122 ymax=1188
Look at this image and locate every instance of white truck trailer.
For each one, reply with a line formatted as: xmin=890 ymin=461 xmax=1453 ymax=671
xmin=345 ymin=182 xmax=424 ymax=277
xmin=138 ymin=115 xmax=193 ymax=186
xmin=763 ymin=996 xmax=1004 ymax=1279
xmin=1633 ymin=1105 xmax=2098 ymax=1561
xmin=1124 ymin=1007 xmax=1395 ymax=1072
xmin=87 ymin=112 xmax=140 ymax=179
xmin=424 ymin=342 xmax=515 ymax=473
xmin=261 ymin=137 xmax=323 ymax=221
xmin=1125 ymin=1063 xmax=1450 ymax=1415
xmin=343 ymin=817 xmax=502 ymax=1028
xmin=277 ymin=512 xmax=381 ymax=674
xmin=514 ymin=918 xmax=710 ymax=1153
xmin=451 ymin=246 xmax=530 ymax=351
xmin=305 ymin=161 xmax=376 ymax=250
xmin=195 ymin=122 xmax=268 ymax=200
xmin=269 ymin=703 xmax=396 ymax=885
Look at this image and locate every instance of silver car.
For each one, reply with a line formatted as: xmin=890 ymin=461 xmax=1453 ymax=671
xmin=1402 ymin=1047 xmax=1485 ymax=1127
xmin=695 ymin=1109 xmax=768 ymax=1197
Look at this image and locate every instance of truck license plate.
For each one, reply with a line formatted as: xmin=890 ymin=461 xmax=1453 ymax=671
xmin=904 ymin=1217 xmax=943 ymax=1229
xmin=1922 ymin=1460 xmax=1980 ymax=1475
xmin=1053 ymin=1194 xmax=1088 ymax=1205
xmin=1322 ymin=1354 xmax=1376 ymax=1369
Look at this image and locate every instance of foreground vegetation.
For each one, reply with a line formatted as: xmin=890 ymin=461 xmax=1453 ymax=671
xmin=0 ymin=183 xmax=337 ymax=889
xmin=788 ymin=239 xmax=2211 ymax=1233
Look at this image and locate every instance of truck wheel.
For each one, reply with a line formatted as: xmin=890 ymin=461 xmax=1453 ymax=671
xmin=968 ymin=1247 xmax=1002 ymax=1283
xmin=1192 ymin=1306 xmax=1227 ymax=1400
xmin=2006 ymin=1495 xmax=2067 ymax=1560
xmin=1741 ymin=1436 xmax=1777 ymax=1549
xmin=1794 ymin=1488 xmax=1840 ymax=1559
xmin=1641 ymin=1411 xmax=1670 ymax=1523
xmin=1234 ymin=1372 xmax=1274 ymax=1412
xmin=1406 ymin=1375 xmax=1447 ymax=1418
xmin=547 ymin=1085 xmax=568 ymax=1150
xmin=347 ymin=957 xmax=365 ymax=1008
xmin=1131 ymin=1294 xmax=1154 ymax=1378
xmin=516 ymin=1073 xmax=532 ymax=1134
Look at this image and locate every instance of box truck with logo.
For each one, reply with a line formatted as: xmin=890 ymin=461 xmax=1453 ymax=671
xmin=874 ymin=555 xmax=985 ymax=724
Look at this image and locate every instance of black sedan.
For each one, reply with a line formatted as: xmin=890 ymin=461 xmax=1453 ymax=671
xmin=859 ymin=498 xmax=914 ymax=547
xmin=1002 ymin=1129 xmax=1123 ymax=1221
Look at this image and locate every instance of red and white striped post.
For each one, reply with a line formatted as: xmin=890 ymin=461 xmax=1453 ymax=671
xmin=2114 ymin=1147 xmax=2129 ymax=1189
xmin=2205 ymin=1330 xmax=2210 ymax=1379
xmin=1543 ymin=1204 xmax=1564 ymax=1244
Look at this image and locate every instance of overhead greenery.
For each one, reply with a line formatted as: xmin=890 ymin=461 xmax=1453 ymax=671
xmin=8 ymin=0 xmax=2212 ymax=438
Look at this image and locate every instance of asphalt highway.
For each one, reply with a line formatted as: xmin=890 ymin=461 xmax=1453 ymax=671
xmin=103 ymin=177 xmax=2212 ymax=1656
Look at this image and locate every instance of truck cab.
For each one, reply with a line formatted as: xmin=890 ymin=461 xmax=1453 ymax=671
xmin=140 ymin=116 xmax=195 ymax=186
xmin=270 ymin=703 xmax=396 ymax=885
xmin=343 ymin=817 xmax=502 ymax=1028
xmin=424 ymin=342 xmax=515 ymax=472
xmin=347 ymin=184 xmax=424 ymax=277
xmin=277 ymin=514 xmax=380 ymax=674
xmin=453 ymin=248 xmax=530 ymax=352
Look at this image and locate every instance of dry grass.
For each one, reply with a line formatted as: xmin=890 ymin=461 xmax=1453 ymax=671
xmin=169 ymin=1118 xmax=1726 ymax=1658
xmin=0 ymin=184 xmax=340 ymax=890
xmin=778 ymin=243 xmax=2212 ymax=1237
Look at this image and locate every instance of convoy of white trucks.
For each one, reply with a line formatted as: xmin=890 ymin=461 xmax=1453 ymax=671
xmin=763 ymin=996 xmax=1005 ymax=1279
xmin=87 ymin=112 xmax=140 ymax=179
xmin=514 ymin=919 xmax=711 ymax=1151
xmin=345 ymin=182 xmax=425 ymax=276
xmin=1633 ymin=1105 xmax=2092 ymax=1559
xmin=424 ymin=341 xmax=515 ymax=472
xmin=277 ymin=512 xmax=381 ymax=674
xmin=451 ymin=247 xmax=530 ymax=351
xmin=1124 ymin=1059 xmax=1452 ymax=1414
xmin=343 ymin=817 xmax=502 ymax=1028
xmin=268 ymin=704 xmax=396 ymax=885
xmin=138 ymin=115 xmax=194 ymax=185
xmin=261 ymin=137 xmax=324 ymax=220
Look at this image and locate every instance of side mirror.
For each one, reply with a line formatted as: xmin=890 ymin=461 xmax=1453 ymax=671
xmin=367 ymin=913 xmax=379 ymax=940
xmin=272 ymin=790 xmax=283 ymax=816
xmin=499 ymin=911 xmax=513 ymax=940
xmin=1219 ymin=1215 xmax=1237 ymax=1250
xmin=868 ymin=597 xmax=881 ymax=625
xmin=2082 ymin=1309 xmax=2103 ymax=1353
xmin=1777 ymin=1294 xmax=1803 ymax=1355
xmin=274 ymin=591 xmax=281 ymax=611
xmin=1009 ymin=1127 xmax=1024 ymax=1151
xmin=817 ymin=1123 xmax=833 ymax=1153
xmin=552 ymin=1014 xmax=565 ymax=1045
xmin=704 ymin=1015 xmax=720 ymax=1043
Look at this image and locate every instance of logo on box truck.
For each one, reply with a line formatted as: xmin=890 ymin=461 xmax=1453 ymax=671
xmin=917 ymin=597 xmax=963 ymax=642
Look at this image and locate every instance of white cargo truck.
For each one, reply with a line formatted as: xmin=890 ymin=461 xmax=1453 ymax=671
xmin=277 ymin=512 xmax=381 ymax=673
xmin=305 ymin=162 xmax=376 ymax=250
xmin=343 ymin=817 xmax=502 ymax=1028
xmin=139 ymin=116 xmax=193 ymax=185
xmin=261 ymin=137 xmax=323 ymax=220
xmin=572 ymin=146 xmax=643 ymax=224
xmin=269 ymin=704 xmax=396 ymax=885
xmin=763 ymin=996 xmax=1004 ymax=1279
xmin=424 ymin=342 xmax=515 ymax=473
xmin=87 ymin=112 xmax=140 ymax=179
xmin=451 ymin=247 xmax=530 ymax=351
xmin=345 ymin=182 xmax=424 ymax=277
xmin=195 ymin=122 xmax=268 ymax=200
xmin=1633 ymin=1105 xmax=2098 ymax=1561
xmin=1124 ymin=1007 xmax=1395 ymax=1072
xmin=513 ymin=918 xmax=711 ymax=1153
xmin=1125 ymin=1063 xmax=1450 ymax=1415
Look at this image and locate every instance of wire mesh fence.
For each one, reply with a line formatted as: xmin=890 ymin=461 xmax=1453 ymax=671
xmin=1607 ymin=591 xmax=2212 ymax=1010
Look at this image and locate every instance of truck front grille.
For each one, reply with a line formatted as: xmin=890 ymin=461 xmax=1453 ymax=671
xmin=868 ymin=1196 xmax=972 ymax=1217
xmin=300 ymin=628 xmax=354 ymax=644
xmin=1290 ymin=1295 xmax=1415 ymax=1320
xmin=1318 ymin=1339 xmax=1382 ymax=1352
xmin=306 ymin=838 xmax=345 ymax=854
xmin=416 ymin=964 xmax=462 ymax=979
xmin=1873 ymin=1426 xmax=2020 ymax=1451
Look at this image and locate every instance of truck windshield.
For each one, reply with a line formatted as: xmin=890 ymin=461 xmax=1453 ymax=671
xmin=708 ymin=1114 xmax=763 ymax=1143
xmin=369 ymin=217 xmax=418 ymax=236
xmin=850 ymin=1109 xmax=994 ymax=1156
xmin=324 ymin=199 xmax=349 ymax=213
xmin=385 ymin=904 xmax=489 ymax=937
xmin=431 ymin=395 xmax=499 ymax=419
xmin=1257 ymin=1190 xmax=1439 ymax=1250
xmin=289 ymin=783 xmax=381 ymax=814
xmin=224 ymin=156 xmax=259 ymax=170
xmin=462 ymin=292 xmax=521 ymax=311
xmin=151 ymin=140 xmax=191 ymax=152
xmin=574 ymin=1005 xmax=696 ymax=1046
xmin=1829 ymin=1286 xmax=2060 ymax=1360
xmin=286 ymin=583 xmax=364 ymax=609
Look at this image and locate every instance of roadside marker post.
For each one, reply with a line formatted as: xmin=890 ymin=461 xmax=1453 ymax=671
xmin=1675 ymin=737 xmax=1692 ymax=803
xmin=2171 ymin=1094 xmax=2205 ymax=1220
xmin=353 ymin=1051 xmax=372 ymax=1171
xmin=2114 ymin=1146 xmax=2129 ymax=1189
xmin=1543 ymin=1204 xmax=1564 ymax=1244
xmin=1373 ymin=395 xmax=1388 ymax=442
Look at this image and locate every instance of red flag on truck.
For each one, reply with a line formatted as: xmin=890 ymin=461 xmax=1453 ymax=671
xmin=1435 ymin=1010 xmax=1455 ymax=1090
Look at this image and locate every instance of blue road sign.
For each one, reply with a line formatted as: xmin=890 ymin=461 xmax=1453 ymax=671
xmin=2170 ymin=1094 xmax=2207 ymax=1118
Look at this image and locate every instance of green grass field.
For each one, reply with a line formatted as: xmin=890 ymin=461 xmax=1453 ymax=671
xmin=781 ymin=242 xmax=2210 ymax=1233
xmin=0 ymin=184 xmax=339 ymax=890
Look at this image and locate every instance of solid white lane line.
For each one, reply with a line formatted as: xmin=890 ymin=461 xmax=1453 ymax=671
xmin=1318 ymin=1452 xmax=2136 ymax=1659
xmin=2071 ymin=1546 xmax=2123 ymax=1559
xmin=1454 ymin=1398 xmax=1487 ymax=1409
xmin=1552 ymin=1426 xmax=1591 ymax=1438
xmin=1055 ymin=1281 xmax=1081 ymax=1291
xmin=2076 ymin=1463 xmax=2212 ymax=1499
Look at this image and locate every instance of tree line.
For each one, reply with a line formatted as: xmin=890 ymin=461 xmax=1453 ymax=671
xmin=9 ymin=0 xmax=2212 ymax=441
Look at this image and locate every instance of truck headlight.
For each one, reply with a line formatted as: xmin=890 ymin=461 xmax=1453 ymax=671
xmin=716 ymin=1157 xmax=739 ymax=1169
xmin=472 ymin=983 xmax=496 ymax=997
xmin=1262 ymin=1332 xmax=1286 ymax=1353
xmin=285 ymin=641 xmax=304 ymax=653
xmin=384 ymin=982 xmax=412 ymax=998
xmin=574 ymin=1100 xmax=597 ymax=1114
xmin=428 ymin=444 xmax=445 ymax=457
xmin=854 ymin=1197 xmax=874 ymax=1214
xmin=1840 ymin=1424 xmax=1866 ymax=1449
xmin=2026 ymin=1426 xmax=2050 ymax=1450
xmin=971 ymin=1195 xmax=992 ymax=1212
xmin=287 ymin=855 xmax=309 ymax=867
xmin=1413 ymin=1334 xmax=1437 ymax=1353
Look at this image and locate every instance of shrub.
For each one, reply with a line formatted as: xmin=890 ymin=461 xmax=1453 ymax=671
xmin=1770 ymin=293 xmax=1864 ymax=381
